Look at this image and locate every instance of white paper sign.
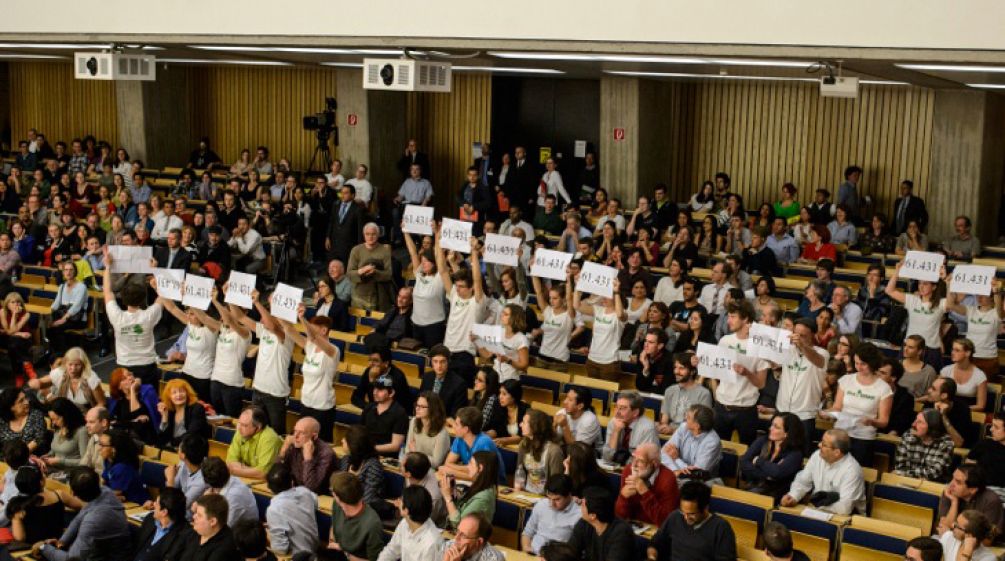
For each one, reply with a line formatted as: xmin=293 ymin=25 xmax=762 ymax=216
xmin=828 ymin=411 xmax=863 ymax=431
xmin=900 ymin=251 xmax=945 ymax=283
xmin=225 ymin=271 xmax=257 ymax=309
xmin=471 ymin=323 xmax=506 ymax=355
xmin=950 ymin=264 xmax=996 ymax=296
xmin=577 ymin=261 xmax=617 ymax=299
xmin=530 ymin=249 xmax=573 ymax=281
xmin=109 ymin=246 xmax=153 ymax=274
xmin=482 ymin=233 xmax=520 ymax=267
xmin=472 ymin=142 xmax=483 ymax=160
xmin=749 ymin=323 xmax=793 ymax=364
xmin=402 ymin=204 xmax=434 ymax=236
xmin=574 ymin=140 xmax=587 ymax=158
xmin=696 ymin=342 xmax=738 ymax=384
xmin=269 ymin=282 xmax=304 ymax=323
xmin=182 ymin=274 xmax=214 ymax=311
xmin=439 ymin=218 xmax=473 ymax=254
xmin=153 ymin=268 xmax=184 ymax=302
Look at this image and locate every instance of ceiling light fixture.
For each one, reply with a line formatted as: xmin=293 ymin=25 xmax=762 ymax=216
xmin=159 ymin=58 xmax=293 ymax=66
xmin=604 ymin=70 xmax=817 ymax=82
xmin=967 ymin=83 xmax=1005 ymax=89
xmin=490 ymin=51 xmax=810 ymax=68
xmin=0 ymin=54 xmax=66 ymax=59
xmin=453 ymin=66 xmax=563 ymax=74
xmin=320 ymin=62 xmax=364 ymax=68
xmin=0 ymin=42 xmax=112 ymax=49
xmin=193 ymin=45 xmax=403 ymax=55
xmin=898 ymin=63 xmax=1005 ymax=73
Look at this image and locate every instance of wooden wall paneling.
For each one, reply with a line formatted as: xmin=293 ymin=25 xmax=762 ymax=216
xmin=9 ymin=62 xmax=118 ymax=149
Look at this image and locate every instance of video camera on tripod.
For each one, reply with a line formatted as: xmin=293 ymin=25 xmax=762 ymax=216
xmin=303 ymin=97 xmax=339 ymax=172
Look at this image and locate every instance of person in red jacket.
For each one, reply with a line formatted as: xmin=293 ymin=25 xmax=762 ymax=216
xmin=615 ymin=442 xmax=680 ymax=526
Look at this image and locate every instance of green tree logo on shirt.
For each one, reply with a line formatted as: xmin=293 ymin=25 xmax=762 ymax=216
xmin=787 ymin=358 xmax=809 ymax=373
xmin=132 ymin=325 xmax=144 ymax=335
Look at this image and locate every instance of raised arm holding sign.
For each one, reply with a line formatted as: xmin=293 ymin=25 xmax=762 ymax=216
xmin=153 ymin=268 xmax=184 ymax=302
xmin=182 ymin=274 xmax=215 ymax=311
xmin=949 ymin=264 xmax=996 ymax=296
xmin=402 ymin=204 xmax=434 ymax=236
xmin=696 ymin=342 xmax=738 ymax=385
xmin=749 ymin=322 xmax=793 ymax=364
xmin=900 ymin=250 xmax=945 ymax=282
xmin=577 ymin=261 xmax=617 ymax=299
xmin=530 ymin=249 xmax=572 ymax=281
xmin=482 ymin=233 xmax=520 ymax=267
xmin=270 ymin=282 xmax=304 ymax=323
xmin=225 ymin=271 xmax=257 ymax=308
xmin=439 ymin=217 xmax=473 ymax=254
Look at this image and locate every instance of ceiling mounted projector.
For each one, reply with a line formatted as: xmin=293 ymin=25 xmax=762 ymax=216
xmin=362 ymin=58 xmax=451 ymax=92
xmin=74 ymin=52 xmax=156 ymax=81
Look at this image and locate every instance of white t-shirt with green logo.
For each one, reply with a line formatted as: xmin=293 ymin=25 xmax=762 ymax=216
xmin=252 ymin=323 xmax=294 ymax=398
xmin=837 ymin=373 xmax=893 ymax=440
xmin=182 ymin=325 xmax=217 ymax=380
xmin=587 ymin=308 xmax=623 ymax=365
xmin=904 ymin=294 xmax=946 ymax=348
xmin=212 ymin=325 xmax=251 ymax=388
xmin=444 ymin=286 xmax=486 ymax=355
xmin=539 ymin=307 xmax=573 ymax=362
xmin=966 ymin=305 xmax=1000 ymax=359
xmin=715 ymin=334 xmax=770 ymax=407
xmin=106 ymin=300 xmax=163 ymax=366
xmin=777 ymin=347 xmax=830 ymax=420
xmin=300 ymin=341 xmax=338 ymax=410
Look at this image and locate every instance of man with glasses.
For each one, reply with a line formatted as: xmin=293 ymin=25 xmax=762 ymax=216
xmin=602 ymin=391 xmax=660 ymax=464
xmin=615 ymin=442 xmax=678 ymax=526
xmin=276 ymin=417 xmax=335 ymax=495
xmin=938 ymin=510 xmax=996 ymax=561
xmin=904 ymin=536 xmax=943 ymax=561
xmin=435 ymin=512 xmax=503 ymax=561
xmin=647 ymin=480 xmax=736 ymax=561
xmin=781 ymin=429 xmax=866 ymax=515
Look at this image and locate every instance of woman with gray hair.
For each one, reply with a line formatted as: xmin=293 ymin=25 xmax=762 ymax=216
xmin=347 ymin=222 xmax=394 ymax=311
xmin=893 ymin=409 xmax=955 ymax=482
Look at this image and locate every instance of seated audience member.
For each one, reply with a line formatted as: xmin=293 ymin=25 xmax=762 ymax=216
xmin=636 ymin=328 xmax=675 ymax=395
xmin=436 ymin=512 xmax=505 ymax=561
xmin=328 ymin=471 xmax=386 ymax=561
xmin=568 ymin=487 xmax=637 ymax=561
xmin=107 ymin=368 xmax=160 ymax=444
xmin=403 ymin=392 xmax=450 ymax=469
xmin=420 ymin=345 xmax=469 ymax=416
xmin=352 ymin=345 xmax=414 ymax=412
xmin=440 ymin=407 xmax=501 ymax=480
xmin=762 ymin=521 xmax=812 ymax=561
xmin=403 ymin=451 xmax=447 ymax=528
xmin=904 ymin=536 xmax=944 ymax=561
xmin=309 ymin=276 xmax=350 ymax=332
xmin=379 ymin=485 xmax=445 ymax=561
xmin=740 ymin=413 xmax=806 ymax=502
xmin=486 ymin=379 xmax=528 ymax=446
xmin=362 ymin=375 xmax=410 ymax=457
xmin=42 ymin=397 xmax=88 ymax=470
xmin=201 ymin=456 xmax=259 ymax=527
xmin=99 ymin=429 xmax=150 ymax=504
xmin=277 ymin=416 xmax=336 ymax=495
xmin=966 ymin=412 xmax=1005 ymax=489
xmin=648 ymin=481 xmax=737 ymax=561
xmin=374 ymin=287 xmax=415 ymax=342
xmin=616 ymin=442 xmax=679 ymax=526
xmin=879 ymin=358 xmax=917 ymax=437
xmin=555 ymin=385 xmax=603 ymax=451
xmin=521 ymin=474 xmax=582 ymax=555
xmin=830 ymin=286 xmax=862 ymax=335
xmin=6 ymin=465 xmax=66 ymax=545
xmin=162 ymin=433 xmax=209 ymax=515
xmin=232 ymin=520 xmax=280 ymax=561
xmin=943 ymin=215 xmax=982 ymax=261
xmin=781 ymin=429 xmax=866 ymax=515
xmin=0 ymin=389 xmax=47 ymax=454
xmin=81 ymin=406 xmax=110 ymax=471
xmin=185 ymin=494 xmax=241 ymax=561
xmin=156 ymin=378 xmax=210 ymax=449
xmin=937 ymin=465 xmax=1005 ymax=540
xmin=0 ymin=440 xmax=33 ymax=525
xmin=659 ymin=352 xmax=713 ymax=435
xmin=264 ymin=464 xmax=320 ymax=556
xmin=226 ymin=405 xmax=283 ymax=480
xmin=938 ymin=510 xmax=997 ymax=561
xmin=926 ymin=378 xmax=979 ymax=448
xmin=30 ymin=347 xmax=106 ymax=411
xmin=441 ymin=450 xmax=499 ymax=530
xmin=660 ymin=404 xmax=722 ymax=479
xmin=514 ymin=409 xmax=565 ymax=495
xmin=130 ymin=487 xmax=192 ymax=561
xmin=894 ymin=410 xmax=955 ymax=483
xmin=35 ymin=467 xmax=130 ymax=561
xmin=339 ymin=425 xmax=388 ymax=512
xmin=602 ymin=391 xmax=660 ymax=464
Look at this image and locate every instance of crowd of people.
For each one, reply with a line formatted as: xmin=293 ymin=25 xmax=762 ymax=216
xmin=0 ymin=131 xmax=996 ymax=561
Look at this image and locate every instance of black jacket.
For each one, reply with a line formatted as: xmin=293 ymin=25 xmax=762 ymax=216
xmin=741 ymin=246 xmax=779 ymax=277
xmin=486 ymin=400 xmax=529 ymax=439
xmin=506 ymin=159 xmax=539 ymax=213
xmin=183 ymin=526 xmax=240 ymax=561
xmin=397 ymin=151 xmax=431 ymax=180
xmin=157 ymin=402 xmax=211 ymax=449
xmin=132 ymin=514 xmax=194 ymax=561
xmin=352 ymin=364 xmax=414 ymax=412
xmin=373 ymin=306 xmax=414 ymax=342
xmin=327 ymin=200 xmax=365 ymax=262
xmin=155 ymin=246 xmax=193 ymax=272
xmin=419 ymin=371 xmax=468 ymax=416
xmin=457 ymin=183 xmax=494 ymax=222
xmin=892 ymin=195 xmax=929 ymax=234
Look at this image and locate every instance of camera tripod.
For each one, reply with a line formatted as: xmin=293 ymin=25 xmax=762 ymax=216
xmin=308 ymin=130 xmax=333 ymax=173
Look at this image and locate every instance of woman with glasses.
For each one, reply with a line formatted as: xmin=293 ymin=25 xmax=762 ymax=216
xmin=403 ymin=392 xmax=449 ymax=468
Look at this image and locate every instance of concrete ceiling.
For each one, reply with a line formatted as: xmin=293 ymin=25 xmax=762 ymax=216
xmin=0 ymin=41 xmax=1002 ymax=91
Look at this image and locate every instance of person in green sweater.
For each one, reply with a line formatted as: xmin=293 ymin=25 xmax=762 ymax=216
xmin=440 ymin=450 xmax=499 ymax=530
xmin=226 ymin=405 xmax=283 ymax=480
xmin=327 ymin=471 xmax=385 ymax=561
xmin=533 ymin=195 xmax=565 ymax=236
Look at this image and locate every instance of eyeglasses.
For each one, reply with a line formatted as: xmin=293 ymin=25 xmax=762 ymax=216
xmin=414 ymin=404 xmax=428 ymax=410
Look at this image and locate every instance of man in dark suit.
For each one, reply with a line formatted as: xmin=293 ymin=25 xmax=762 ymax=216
xmin=132 ymin=488 xmax=193 ymax=561
xmin=154 ymin=228 xmax=193 ymax=271
xmin=506 ymin=145 xmax=539 ymax=219
xmin=892 ymin=179 xmax=929 ymax=235
xmin=396 ymin=139 xmax=431 ymax=181
xmin=472 ymin=142 xmax=497 ymax=190
xmin=326 ymin=184 xmax=364 ymax=266
xmin=419 ymin=345 xmax=468 ymax=416
xmin=457 ymin=167 xmax=493 ymax=236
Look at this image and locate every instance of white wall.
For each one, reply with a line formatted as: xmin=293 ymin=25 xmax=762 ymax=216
xmin=1 ymin=0 xmax=1003 ymax=52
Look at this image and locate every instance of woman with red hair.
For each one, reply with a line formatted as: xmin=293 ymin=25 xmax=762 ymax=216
xmin=799 ymin=225 xmax=837 ymax=263
xmin=107 ymin=367 xmax=160 ymax=444
xmin=155 ymin=379 xmax=210 ymax=449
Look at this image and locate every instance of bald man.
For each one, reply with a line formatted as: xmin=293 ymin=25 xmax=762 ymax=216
xmin=82 ymin=406 xmax=110 ymax=471
xmin=615 ymin=442 xmax=680 ymax=526
xmin=277 ymin=417 xmax=335 ymax=494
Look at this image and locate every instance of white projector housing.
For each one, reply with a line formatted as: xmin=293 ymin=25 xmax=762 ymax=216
xmin=362 ymin=58 xmax=451 ymax=92
xmin=74 ymin=52 xmax=156 ymax=81
xmin=820 ymin=76 xmax=859 ymax=99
